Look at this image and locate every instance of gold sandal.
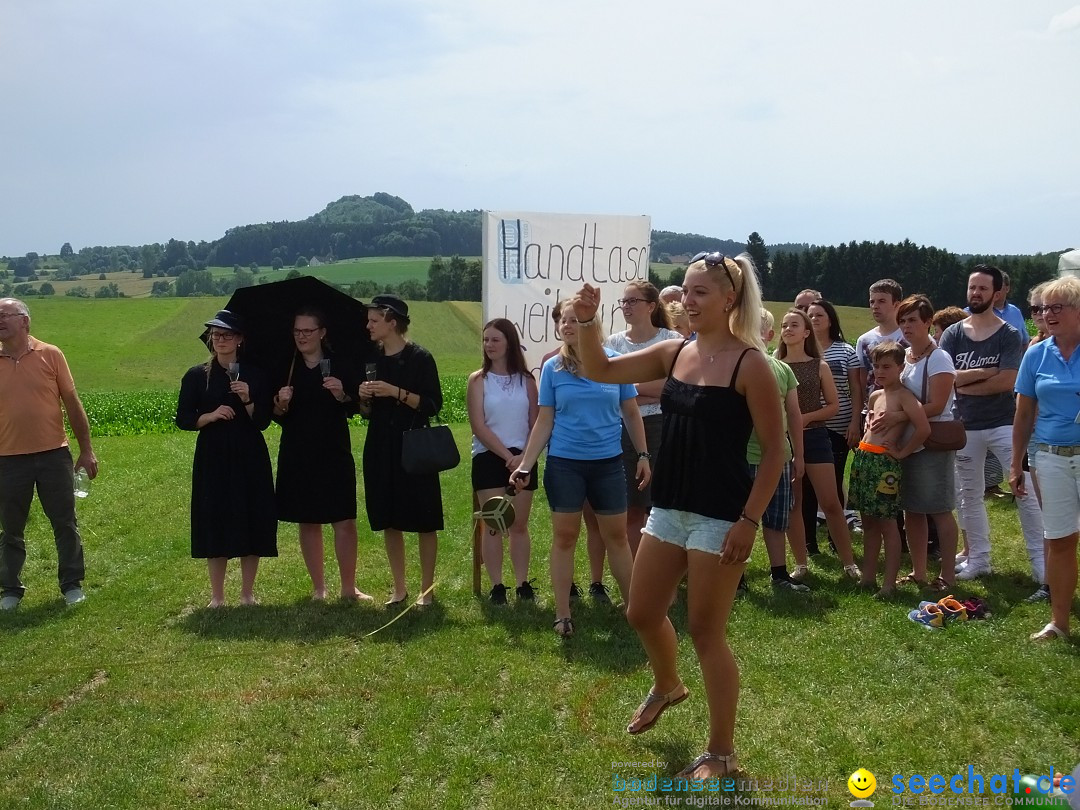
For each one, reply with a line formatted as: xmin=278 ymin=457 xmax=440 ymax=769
xmin=626 ymin=682 xmax=690 ymax=734
xmin=676 ymin=751 xmax=739 ymax=780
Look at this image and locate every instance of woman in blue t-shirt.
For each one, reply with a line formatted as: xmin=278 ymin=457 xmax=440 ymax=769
xmin=513 ymin=301 xmax=650 ymax=638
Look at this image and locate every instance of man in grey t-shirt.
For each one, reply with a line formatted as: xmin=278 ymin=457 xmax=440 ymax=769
xmin=938 ymin=265 xmax=1044 ymax=583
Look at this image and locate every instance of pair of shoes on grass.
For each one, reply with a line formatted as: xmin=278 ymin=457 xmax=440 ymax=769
xmin=489 ymin=580 xmax=537 ymax=604
xmin=908 ymin=594 xmax=969 ymax=629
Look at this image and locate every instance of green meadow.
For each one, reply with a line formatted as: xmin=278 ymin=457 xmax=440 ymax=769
xmin=1 ymin=295 xmax=1076 ymax=808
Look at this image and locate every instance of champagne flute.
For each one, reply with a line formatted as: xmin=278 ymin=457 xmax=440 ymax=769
xmin=227 ymin=362 xmax=240 ymax=382
xmin=365 ymin=363 xmax=377 ymax=382
xmin=319 ymin=359 xmax=332 ymax=379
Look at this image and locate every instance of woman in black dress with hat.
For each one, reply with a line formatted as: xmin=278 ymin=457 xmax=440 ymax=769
xmin=358 ymin=294 xmax=445 ymax=607
xmin=176 ymin=310 xmax=277 ymax=607
xmin=272 ymin=308 xmax=373 ymax=602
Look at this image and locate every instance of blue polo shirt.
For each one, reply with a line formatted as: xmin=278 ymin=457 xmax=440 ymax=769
xmin=1015 ymin=337 xmax=1080 ymax=446
xmin=539 ymin=351 xmax=638 ymax=460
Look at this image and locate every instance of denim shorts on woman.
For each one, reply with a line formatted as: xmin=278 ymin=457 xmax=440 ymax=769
xmin=543 ymin=455 xmax=627 ymax=515
xmin=645 ymin=507 xmax=736 ymax=556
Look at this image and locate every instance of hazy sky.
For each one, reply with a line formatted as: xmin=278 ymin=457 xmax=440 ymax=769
xmin=3 ymin=1 xmax=1078 ymax=257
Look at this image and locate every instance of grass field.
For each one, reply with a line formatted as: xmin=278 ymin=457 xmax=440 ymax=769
xmin=0 ymin=427 xmax=1076 ymax=809
xmin=24 ymin=295 xmax=876 ymax=397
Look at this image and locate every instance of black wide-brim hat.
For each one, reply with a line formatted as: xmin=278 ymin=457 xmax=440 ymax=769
xmin=204 ymin=309 xmax=243 ymax=332
xmin=367 ymin=294 xmax=410 ymax=324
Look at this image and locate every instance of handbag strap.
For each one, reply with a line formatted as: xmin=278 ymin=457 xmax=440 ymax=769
xmin=920 ymin=354 xmax=929 ymax=404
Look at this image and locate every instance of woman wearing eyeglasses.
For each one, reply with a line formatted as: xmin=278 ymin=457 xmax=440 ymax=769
xmin=572 ymin=252 xmax=783 ymax=780
xmin=272 ymin=308 xmax=371 ymax=603
xmin=1011 ymin=277 xmax=1080 ymax=641
xmin=606 ymin=282 xmax=682 ymax=556
xmin=176 ymin=310 xmax=277 ymax=607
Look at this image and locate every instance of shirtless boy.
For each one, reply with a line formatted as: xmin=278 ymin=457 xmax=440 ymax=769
xmin=851 ymin=342 xmax=930 ymax=595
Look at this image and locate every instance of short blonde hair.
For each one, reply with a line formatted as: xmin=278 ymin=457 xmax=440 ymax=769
xmin=759 ymin=307 xmax=775 ymax=334
xmin=1040 ymin=276 xmax=1080 ymax=310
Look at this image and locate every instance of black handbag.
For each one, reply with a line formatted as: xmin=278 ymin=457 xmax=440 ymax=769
xmin=401 ymin=424 xmax=460 ymax=475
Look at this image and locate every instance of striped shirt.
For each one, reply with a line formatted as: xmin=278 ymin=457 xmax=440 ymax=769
xmin=821 ymin=340 xmax=859 ymax=434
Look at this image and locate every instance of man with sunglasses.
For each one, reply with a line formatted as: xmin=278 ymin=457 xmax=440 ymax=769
xmin=0 ymin=298 xmax=97 ymax=610
xmin=938 ymin=265 xmax=1044 ymax=582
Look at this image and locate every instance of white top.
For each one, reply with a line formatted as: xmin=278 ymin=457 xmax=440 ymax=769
xmin=900 ymin=348 xmax=957 ymax=423
xmin=470 ymin=372 xmax=531 ymax=457
xmin=605 ymin=327 xmax=682 ymax=417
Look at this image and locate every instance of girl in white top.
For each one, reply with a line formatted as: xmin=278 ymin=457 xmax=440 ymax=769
xmin=467 ymin=318 xmax=539 ymax=603
xmin=605 ymin=281 xmax=682 ymax=555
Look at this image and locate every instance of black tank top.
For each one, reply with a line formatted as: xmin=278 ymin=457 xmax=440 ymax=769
xmin=651 ymin=342 xmax=755 ymax=522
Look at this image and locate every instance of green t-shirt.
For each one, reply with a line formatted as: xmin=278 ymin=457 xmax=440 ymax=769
xmin=746 ymin=355 xmax=796 ymax=466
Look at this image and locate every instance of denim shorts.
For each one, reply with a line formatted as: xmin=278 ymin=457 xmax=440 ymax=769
xmin=543 ymin=455 xmax=627 ymax=515
xmin=803 ymin=426 xmax=834 ymax=465
xmin=645 ymin=507 xmax=736 ymax=556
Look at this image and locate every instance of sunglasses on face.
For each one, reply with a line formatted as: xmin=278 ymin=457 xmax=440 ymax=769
xmin=691 ymin=251 xmax=736 ymax=291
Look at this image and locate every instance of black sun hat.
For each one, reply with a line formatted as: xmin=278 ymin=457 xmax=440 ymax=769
xmin=204 ymin=309 xmax=243 ymax=332
xmin=368 ymin=294 xmax=410 ymax=324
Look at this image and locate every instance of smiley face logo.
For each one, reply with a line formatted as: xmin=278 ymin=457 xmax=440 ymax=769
xmin=848 ymin=768 xmax=877 ymax=799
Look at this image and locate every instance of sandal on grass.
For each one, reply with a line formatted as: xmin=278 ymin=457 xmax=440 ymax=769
xmin=1030 ymin=622 xmax=1068 ymax=642
xmin=553 ymin=617 xmax=574 ymax=638
xmin=626 ymin=682 xmax=689 ymax=735
xmin=897 ymin=573 xmax=926 ymax=587
xmin=676 ymin=751 xmax=739 ymax=780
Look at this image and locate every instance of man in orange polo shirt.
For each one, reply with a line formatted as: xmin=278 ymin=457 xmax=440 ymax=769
xmin=0 ymin=298 xmax=98 ymax=610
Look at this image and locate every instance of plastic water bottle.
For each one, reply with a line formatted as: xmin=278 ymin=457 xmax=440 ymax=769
xmin=74 ymin=467 xmax=90 ymax=499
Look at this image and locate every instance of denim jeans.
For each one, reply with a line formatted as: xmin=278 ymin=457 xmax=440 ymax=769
xmin=0 ymin=447 xmax=85 ymax=597
xmin=955 ymin=425 xmax=1044 ymax=580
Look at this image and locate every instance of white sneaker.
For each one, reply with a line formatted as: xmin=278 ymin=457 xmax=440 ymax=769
xmin=64 ymin=587 xmax=86 ymax=606
xmin=956 ymin=562 xmax=991 ymax=581
xmin=843 ymin=564 xmax=862 ymax=580
xmin=0 ymin=595 xmax=21 ymax=611
xmin=955 ymin=554 xmax=968 ymax=566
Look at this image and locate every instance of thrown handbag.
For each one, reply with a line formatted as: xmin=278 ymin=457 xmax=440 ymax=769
xmin=401 ymin=423 xmax=461 ymax=475
xmin=920 ymin=356 xmax=966 ymax=452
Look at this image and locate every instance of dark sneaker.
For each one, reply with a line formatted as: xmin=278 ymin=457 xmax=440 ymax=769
xmin=570 ymin=582 xmax=582 ymax=601
xmin=589 ymin=581 xmax=611 ymax=604
xmin=515 ymin=580 xmax=536 ymax=601
xmin=489 ymin=584 xmax=508 ymax=605
xmin=1025 ymin=585 xmax=1050 ymax=603
xmin=736 ymin=575 xmax=749 ymax=597
xmin=772 ymin=577 xmax=810 ymax=593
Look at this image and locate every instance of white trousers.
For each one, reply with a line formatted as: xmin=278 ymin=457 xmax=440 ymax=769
xmin=955 ymin=424 xmax=1045 ymax=582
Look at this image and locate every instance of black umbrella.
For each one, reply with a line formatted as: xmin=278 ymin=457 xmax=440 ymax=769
xmin=199 ymin=276 xmax=371 ymax=381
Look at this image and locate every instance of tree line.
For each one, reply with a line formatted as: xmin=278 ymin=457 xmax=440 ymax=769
xmin=3 ymin=191 xmax=1064 ymax=309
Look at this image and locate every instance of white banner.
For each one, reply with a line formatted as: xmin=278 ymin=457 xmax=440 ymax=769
xmin=482 ymin=210 xmax=652 ymax=374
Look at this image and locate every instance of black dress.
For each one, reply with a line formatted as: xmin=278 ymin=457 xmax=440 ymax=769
xmin=362 ymin=343 xmax=445 ymax=533
xmin=274 ymin=355 xmax=358 ymax=524
xmin=175 ymin=361 xmax=278 ymax=559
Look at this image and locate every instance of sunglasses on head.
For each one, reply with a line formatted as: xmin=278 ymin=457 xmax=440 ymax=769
xmin=690 ymin=251 xmax=736 ymax=291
